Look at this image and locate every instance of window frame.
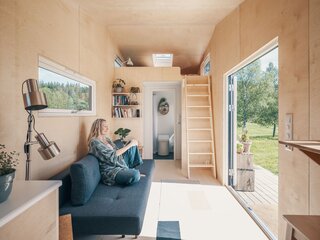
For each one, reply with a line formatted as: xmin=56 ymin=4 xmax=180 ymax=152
xmin=200 ymin=53 xmax=211 ymax=76
xmin=114 ymin=56 xmax=123 ymax=67
xmin=38 ymin=56 xmax=96 ymax=117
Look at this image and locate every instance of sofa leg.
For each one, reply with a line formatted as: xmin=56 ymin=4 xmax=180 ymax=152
xmin=134 ymin=235 xmax=138 ymax=239
xmin=121 ymin=235 xmax=125 ymax=238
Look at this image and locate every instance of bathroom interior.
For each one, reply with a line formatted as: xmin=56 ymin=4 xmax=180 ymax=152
xmin=153 ymin=91 xmax=175 ymax=160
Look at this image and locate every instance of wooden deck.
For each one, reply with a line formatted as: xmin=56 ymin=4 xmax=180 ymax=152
xmin=234 ymin=165 xmax=279 ymax=237
xmin=235 ymin=165 xmax=278 ymax=206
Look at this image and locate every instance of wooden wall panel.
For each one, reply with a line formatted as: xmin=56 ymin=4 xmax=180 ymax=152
xmin=278 ymin=0 xmax=310 ymax=237
xmin=209 ymin=7 xmax=240 ymax=183
xmin=0 ymin=0 xmax=120 ymax=180
xmin=309 ymin=0 xmax=320 ymax=215
xmin=240 ymin=0 xmax=280 ymax=59
xmin=206 ymin=0 xmax=314 ymax=238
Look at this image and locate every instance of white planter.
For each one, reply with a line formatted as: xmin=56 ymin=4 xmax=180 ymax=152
xmin=115 ymin=87 xmax=123 ymax=93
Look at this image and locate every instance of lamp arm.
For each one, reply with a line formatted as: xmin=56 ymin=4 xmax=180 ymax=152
xmin=24 ymin=141 xmax=39 ymax=146
xmin=24 ymin=111 xmax=40 ymax=180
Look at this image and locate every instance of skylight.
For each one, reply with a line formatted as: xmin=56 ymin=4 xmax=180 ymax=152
xmin=152 ymin=54 xmax=173 ymax=67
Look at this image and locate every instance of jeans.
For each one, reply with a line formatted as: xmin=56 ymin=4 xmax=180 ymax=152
xmin=123 ymin=145 xmax=143 ymax=168
xmin=115 ymin=145 xmax=143 ymax=186
xmin=115 ymin=169 xmax=140 ymax=185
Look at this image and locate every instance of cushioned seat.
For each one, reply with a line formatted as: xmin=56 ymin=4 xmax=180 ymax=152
xmin=51 ymin=156 xmax=155 ymax=236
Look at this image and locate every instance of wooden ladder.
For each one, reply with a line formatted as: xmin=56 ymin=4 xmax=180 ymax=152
xmin=184 ymin=75 xmax=217 ymax=179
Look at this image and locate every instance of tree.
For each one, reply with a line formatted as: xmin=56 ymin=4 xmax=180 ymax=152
xmin=235 ymin=60 xmax=279 ymax=137
xmin=254 ymin=62 xmax=279 ymax=137
xmin=236 ymin=60 xmax=264 ymax=129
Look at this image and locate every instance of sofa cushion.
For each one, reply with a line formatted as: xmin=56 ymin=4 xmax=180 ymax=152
xmin=50 ymin=168 xmax=71 ymax=206
xmin=70 ymin=154 xmax=101 ymax=206
xmin=136 ymin=159 xmax=155 ymax=176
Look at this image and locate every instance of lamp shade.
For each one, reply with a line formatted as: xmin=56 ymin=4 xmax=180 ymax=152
xmin=126 ymin=58 xmax=134 ymax=66
xmin=35 ymin=133 xmax=60 ymax=160
xmin=22 ymin=79 xmax=48 ymax=110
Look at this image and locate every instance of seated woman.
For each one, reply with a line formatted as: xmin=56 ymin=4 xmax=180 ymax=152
xmin=88 ymin=118 xmax=143 ymax=186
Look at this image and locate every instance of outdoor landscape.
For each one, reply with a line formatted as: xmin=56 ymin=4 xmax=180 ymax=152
xmin=235 ymin=49 xmax=279 ymax=175
xmin=39 ymin=67 xmax=91 ymax=111
xmin=237 ymin=123 xmax=278 ymax=174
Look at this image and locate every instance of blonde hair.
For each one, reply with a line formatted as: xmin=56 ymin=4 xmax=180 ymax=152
xmin=87 ymin=118 xmax=106 ymax=144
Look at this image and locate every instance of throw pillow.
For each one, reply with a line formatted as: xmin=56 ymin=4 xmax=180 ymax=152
xmin=70 ymin=154 xmax=101 ymax=205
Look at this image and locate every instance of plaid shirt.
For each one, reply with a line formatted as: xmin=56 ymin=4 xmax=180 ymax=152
xmin=88 ymin=137 xmax=128 ymax=185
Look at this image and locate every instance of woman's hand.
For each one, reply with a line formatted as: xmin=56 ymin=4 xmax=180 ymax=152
xmin=115 ymin=139 xmax=138 ymax=156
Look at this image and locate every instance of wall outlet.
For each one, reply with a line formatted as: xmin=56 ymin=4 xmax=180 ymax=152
xmin=285 ymin=113 xmax=293 ymax=151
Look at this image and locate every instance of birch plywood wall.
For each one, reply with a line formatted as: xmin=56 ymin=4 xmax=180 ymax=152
xmin=0 ymin=0 xmax=120 ymax=180
xmin=309 ymin=0 xmax=320 ymax=215
xmin=205 ymin=0 xmax=320 ymax=238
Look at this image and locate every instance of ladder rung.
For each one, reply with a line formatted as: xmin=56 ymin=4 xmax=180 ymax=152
xmin=189 ymin=164 xmax=214 ymax=168
xmin=188 ymin=128 xmax=211 ymax=130
xmin=189 ymin=152 xmax=213 ymax=155
xmin=186 ymin=84 xmax=209 ymax=87
xmin=187 ymin=117 xmax=210 ymax=119
xmin=187 ymin=95 xmax=209 ymax=97
xmin=187 ymin=106 xmax=210 ymax=108
xmin=188 ymin=140 xmax=213 ymax=143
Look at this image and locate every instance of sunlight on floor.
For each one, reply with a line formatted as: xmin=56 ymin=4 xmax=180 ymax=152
xmin=140 ymin=182 xmax=268 ymax=240
xmin=153 ymin=160 xmax=220 ymax=185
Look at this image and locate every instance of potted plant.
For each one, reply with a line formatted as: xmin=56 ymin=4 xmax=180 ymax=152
xmin=236 ymin=142 xmax=244 ymax=154
xmin=240 ymin=129 xmax=252 ymax=153
xmin=0 ymin=144 xmax=19 ymax=203
xmin=114 ymin=128 xmax=131 ymax=143
xmin=112 ymin=78 xmax=126 ymax=93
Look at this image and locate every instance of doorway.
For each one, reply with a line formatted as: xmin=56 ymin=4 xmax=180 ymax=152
xmin=143 ymin=82 xmax=182 ymax=162
xmin=153 ymin=90 xmax=175 ymax=160
xmin=226 ymin=42 xmax=279 ymax=239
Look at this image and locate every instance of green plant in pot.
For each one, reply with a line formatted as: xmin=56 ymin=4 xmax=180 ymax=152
xmin=112 ymin=78 xmax=126 ymax=93
xmin=114 ymin=128 xmax=131 ymax=143
xmin=236 ymin=142 xmax=244 ymax=154
xmin=0 ymin=144 xmax=19 ymax=203
xmin=240 ymin=129 xmax=252 ymax=153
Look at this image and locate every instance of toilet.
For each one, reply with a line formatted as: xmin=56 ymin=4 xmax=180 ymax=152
xmin=158 ymin=134 xmax=169 ymax=156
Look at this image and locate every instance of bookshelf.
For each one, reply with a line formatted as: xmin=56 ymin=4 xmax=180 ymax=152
xmin=112 ymin=92 xmax=141 ymax=118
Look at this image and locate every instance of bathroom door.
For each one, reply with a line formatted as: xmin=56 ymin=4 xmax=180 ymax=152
xmin=143 ymin=82 xmax=182 ymax=160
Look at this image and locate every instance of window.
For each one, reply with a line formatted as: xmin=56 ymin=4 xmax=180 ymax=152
xmin=114 ymin=56 xmax=123 ymax=67
xmin=38 ymin=56 xmax=96 ymax=116
xmin=152 ymin=54 xmax=173 ymax=67
xmin=200 ymin=53 xmax=210 ymax=76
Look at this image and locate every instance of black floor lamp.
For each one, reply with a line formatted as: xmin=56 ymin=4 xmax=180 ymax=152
xmin=22 ymin=79 xmax=60 ymax=180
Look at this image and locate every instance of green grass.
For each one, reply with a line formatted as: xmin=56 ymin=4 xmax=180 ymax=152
xmin=237 ymin=123 xmax=279 ymax=175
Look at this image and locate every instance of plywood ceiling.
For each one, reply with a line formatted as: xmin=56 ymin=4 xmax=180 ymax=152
xmin=78 ymin=0 xmax=244 ymax=74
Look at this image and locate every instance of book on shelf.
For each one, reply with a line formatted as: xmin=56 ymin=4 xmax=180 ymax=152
xmin=113 ymin=107 xmax=140 ymax=118
xmin=112 ymin=95 xmax=131 ymax=106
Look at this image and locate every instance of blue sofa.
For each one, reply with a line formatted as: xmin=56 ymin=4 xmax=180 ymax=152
xmin=51 ymin=154 xmax=155 ymax=238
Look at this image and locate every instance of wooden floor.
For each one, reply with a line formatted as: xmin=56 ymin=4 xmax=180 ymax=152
xmin=234 ymin=165 xmax=278 ymax=237
xmin=80 ymin=160 xmax=269 ymax=240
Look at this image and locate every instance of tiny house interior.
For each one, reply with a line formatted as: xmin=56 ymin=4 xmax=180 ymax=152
xmin=0 ymin=0 xmax=319 ymax=240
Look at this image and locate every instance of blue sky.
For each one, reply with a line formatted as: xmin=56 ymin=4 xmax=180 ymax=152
xmin=260 ymin=47 xmax=278 ymax=71
xmin=39 ymin=67 xmax=89 ymax=88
